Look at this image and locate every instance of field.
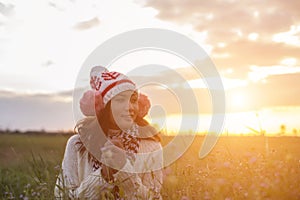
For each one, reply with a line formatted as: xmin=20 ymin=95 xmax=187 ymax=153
xmin=0 ymin=133 xmax=300 ymax=199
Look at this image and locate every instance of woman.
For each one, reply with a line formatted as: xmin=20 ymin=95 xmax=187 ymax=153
xmin=55 ymin=68 xmax=163 ymax=199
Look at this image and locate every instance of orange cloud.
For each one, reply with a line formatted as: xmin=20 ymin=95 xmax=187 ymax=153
xmin=143 ymin=0 xmax=300 ymax=78
xmin=72 ymin=17 xmax=100 ymax=31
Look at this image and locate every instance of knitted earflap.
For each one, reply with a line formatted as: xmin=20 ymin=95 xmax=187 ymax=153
xmin=80 ymin=90 xmax=96 ymax=116
xmin=137 ymin=93 xmax=151 ymax=118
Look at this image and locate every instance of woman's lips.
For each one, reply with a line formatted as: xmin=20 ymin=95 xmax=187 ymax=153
xmin=122 ymin=115 xmax=133 ymax=120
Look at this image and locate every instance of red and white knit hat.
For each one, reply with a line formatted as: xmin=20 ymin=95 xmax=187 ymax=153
xmin=80 ymin=66 xmax=152 ymax=117
xmin=90 ymin=66 xmax=136 ymax=106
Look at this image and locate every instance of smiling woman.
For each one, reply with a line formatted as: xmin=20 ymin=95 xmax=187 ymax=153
xmin=55 ymin=67 xmax=163 ymax=199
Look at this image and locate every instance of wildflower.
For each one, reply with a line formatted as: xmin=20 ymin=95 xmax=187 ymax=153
xmin=204 ymin=191 xmax=210 ymax=200
xmin=260 ymin=182 xmax=269 ymax=188
xmin=216 ymin=178 xmax=226 ymax=185
xmin=233 ymin=182 xmax=242 ymax=190
xmin=162 ymin=167 xmax=172 ymax=180
xmin=248 ymin=156 xmax=257 ymax=164
xmin=54 ymin=165 xmax=61 ymax=171
xmin=285 ymin=153 xmax=292 ymax=161
xmin=223 ymin=161 xmax=231 ymax=168
xmin=165 ymin=175 xmax=178 ymax=185
xmin=181 ymin=196 xmax=189 ymax=200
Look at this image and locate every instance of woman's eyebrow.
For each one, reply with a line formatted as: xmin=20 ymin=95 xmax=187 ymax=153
xmin=116 ymin=94 xmax=128 ymax=98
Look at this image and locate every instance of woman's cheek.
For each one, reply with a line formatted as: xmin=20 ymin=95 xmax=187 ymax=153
xmin=111 ymin=104 xmax=122 ymax=122
xmin=112 ymin=100 xmax=124 ymax=112
xmin=133 ymin=104 xmax=139 ymax=114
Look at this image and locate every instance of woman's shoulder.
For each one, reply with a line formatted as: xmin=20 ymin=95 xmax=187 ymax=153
xmin=139 ymin=139 xmax=162 ymax=153
xmin=66 ymin=134 xmax=81 ymax=147
xmin=75 ymin=117 xmax=98 ymax=132
xmin=138 ymin=127 xmax=162 ymax=153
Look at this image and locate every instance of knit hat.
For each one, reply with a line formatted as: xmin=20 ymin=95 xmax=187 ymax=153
xmin=80 ymin=66 xmax=152 ymax=117
xmin=90 ymin=66 xmax=136 ymax=108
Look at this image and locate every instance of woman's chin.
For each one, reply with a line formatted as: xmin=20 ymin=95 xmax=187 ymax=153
xmin=118 ymin=120 xmax=134 ymax=130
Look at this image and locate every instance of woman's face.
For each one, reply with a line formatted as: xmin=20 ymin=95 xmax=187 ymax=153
xmin=110 ymin=90 xmax=138 ymax=130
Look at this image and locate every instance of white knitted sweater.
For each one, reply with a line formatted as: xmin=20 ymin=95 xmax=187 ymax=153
xmin=54 ymin=134 xmax=163 ymax=199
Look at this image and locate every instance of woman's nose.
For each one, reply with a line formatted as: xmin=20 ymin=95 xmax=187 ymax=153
xmin=124 ymin=100 xmax=133 ymax=110
xmin=128 ymin=101 xmax=134 ymax=110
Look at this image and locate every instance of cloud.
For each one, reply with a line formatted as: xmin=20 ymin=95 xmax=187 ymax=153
xmin=129 ymin=65 xmax=300 ymax=114
xmin=141 ymin=67 xmax=300 ymax=113
xmin=1 ymin=71 xmax=299 ymax=131
xmin=145 ymin=0 xmax=300 ymax=38
xmin=48 ymin=0 xmax=76 ymax=11
xmin=0 ymin=2 xmax=14 ymax=27
xmin=248 ymin=65 xmax=300 ymax=81
xmin=134 ymin=71 xmax=300 ymax=114
xmin=0 ymin=2 xmax=14 ymax=17
xmin=227 ymin=72 xmax=300 ymax=112
xmin=0 ymin=90 xmax=74 ymax=131
xmin=41 ymin=60 xmax=55 ymax=68
xmin=72 ymin=17 xmax=100 ymax=30
xmin=213 ymin=40 xmax=300 ymax=78
xmin=143 ymin=0 xmax=300 ymax=78
xmin=57 ymin=89 xmax=73 ymax=97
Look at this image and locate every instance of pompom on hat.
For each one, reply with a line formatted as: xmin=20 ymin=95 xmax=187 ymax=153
xmin=89 ymin=66 xmax=108 ymax=90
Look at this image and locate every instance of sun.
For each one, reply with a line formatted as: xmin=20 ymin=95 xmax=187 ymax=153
xmin=231 ymin=93 xmax=247 ymax=108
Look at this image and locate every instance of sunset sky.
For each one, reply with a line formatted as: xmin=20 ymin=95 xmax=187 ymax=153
xmin=0 ymin=0 xmax=299 ymax=134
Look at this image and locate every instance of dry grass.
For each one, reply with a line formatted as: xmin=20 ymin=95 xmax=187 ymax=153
xmin=1 ymin=133 xmax=300 ymax=199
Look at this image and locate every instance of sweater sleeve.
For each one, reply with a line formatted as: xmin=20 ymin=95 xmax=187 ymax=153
xmin=113 ymin=141 xmax=163 ymax=199
xmin=139 ymin=141 xmax=163 ymax=199
xmin=54 ymin=135 xmax=112 ymax=199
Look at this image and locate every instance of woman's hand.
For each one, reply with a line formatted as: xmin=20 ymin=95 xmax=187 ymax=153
xmin=100 ymin=138 xmax=126 ymax=181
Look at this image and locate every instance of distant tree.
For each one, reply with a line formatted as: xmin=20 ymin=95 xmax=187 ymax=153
xmin=292 ymin=128 xmax=298 ymax=136
xmin=14 ymin=129 xmax=20 ymax=134
xmin=280 ymin=124 xmax=286 ymax=135
xmin=188 ymin=129 xmax=194 ymax=135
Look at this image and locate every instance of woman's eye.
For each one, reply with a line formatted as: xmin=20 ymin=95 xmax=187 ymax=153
xmin=130 ymin=96 xmax=138 ymax=103
xmin=115 ymin=98 xmax=125 ymax=102
xmin=131 ymin=99 xmax=137 ymax=104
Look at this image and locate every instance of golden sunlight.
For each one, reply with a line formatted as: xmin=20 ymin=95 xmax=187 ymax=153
xmin=229 ymin=92 xmax=249 ymax=109
xmin=231 ymin=93 xmax=246 ymax=108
